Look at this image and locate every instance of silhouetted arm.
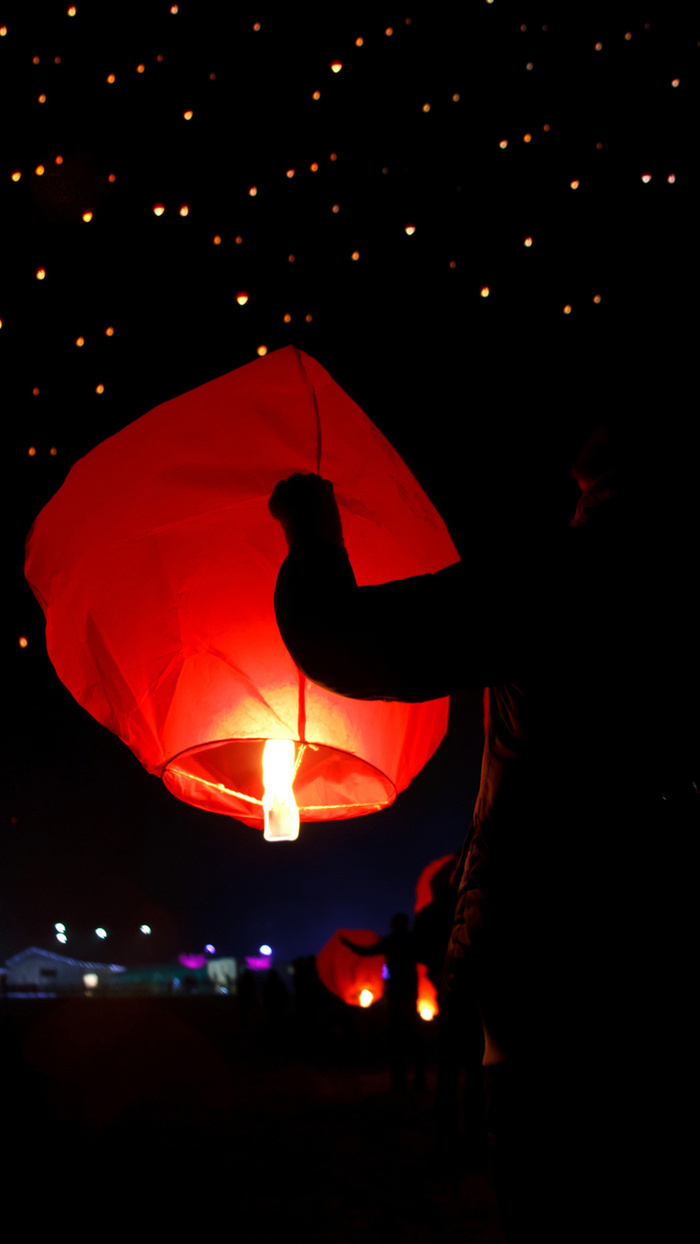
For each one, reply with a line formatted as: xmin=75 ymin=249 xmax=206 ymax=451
xmin=270 ymin=474 xmax=535 ymax=702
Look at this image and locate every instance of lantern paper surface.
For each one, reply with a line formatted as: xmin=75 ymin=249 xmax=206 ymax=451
xmin=316 ymin=929 xmax=385 ymax=1007
xmin=25 ymin=345 xmax=458 ymax=830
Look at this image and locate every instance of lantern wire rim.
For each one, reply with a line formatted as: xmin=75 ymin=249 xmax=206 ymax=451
xmin=164 ymin=736 xmax=397 ymax=819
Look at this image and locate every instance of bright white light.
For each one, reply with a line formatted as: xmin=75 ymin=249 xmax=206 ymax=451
xmin=83 ymin=973 xmax=98 ymax=989
xmin=259 ymin=944 xmax=272 ymax=956
xmin=205 ymin=944 xmax=215 ymax=954
xmin=359 ymin=990 xmax=373 ymax=1008
xmin=262 ymin=739 xmax=300 ymax=841
xmin=54 ymin=922 xmax=65 ymax=933
xmin=95 ymin=927 xmax=107 ymax=939
xmin=56 ymin=933 xmax=67 ymax=944
xmin=140 ymin=924 xmax=151 ymax=934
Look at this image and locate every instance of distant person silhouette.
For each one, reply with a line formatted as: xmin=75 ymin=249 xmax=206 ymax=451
xmin=262 ymin=967 xmax=290 ymax=1026
xmin=237 ymin=968 xmax=258 ymax=1030
xmin=341 ymin=914 xmax=426 ymax=1091
xmin=269 ymin=388 xmax=698 ymax=1240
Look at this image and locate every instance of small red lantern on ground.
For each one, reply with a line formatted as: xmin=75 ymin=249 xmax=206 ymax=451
xmin=24 ymin=346 xmax=458 ymax=838
xmin=316 ymin=928 xmax=385 ymax=1007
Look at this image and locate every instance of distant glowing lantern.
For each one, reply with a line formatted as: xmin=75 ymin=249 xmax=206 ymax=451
xmin=417 ymin=963 xmax=438 ymax=1020
xmin=415 ymin=852 xmax=460 ymax=914
xmin=83 ymin=972 xmax=98 ymax=990
xmin=25 ymin=346 xmax=457 ymax=837
xmin=316 ymin=929 xmax=385 ymax=1007
xmin=413 ymin=851 xmax=461 ymax=1020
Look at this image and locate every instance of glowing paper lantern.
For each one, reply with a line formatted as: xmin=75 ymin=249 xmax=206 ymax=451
xmin=316 ymin=929 xmax=385 ymax=1007
xmin=417 ymin=962 xmax=438 ymax=1021
xmin=413 ymin=851 xmax=460 ymax=1019
xmin=414 ymin=852 xmax=460 ymax=913
xmin=24 ymin=346 xmax=458 ymax=836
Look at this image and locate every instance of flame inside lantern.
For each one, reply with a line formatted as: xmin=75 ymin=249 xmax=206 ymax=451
xmin=262 ymin=739 xmax=300 ymax=840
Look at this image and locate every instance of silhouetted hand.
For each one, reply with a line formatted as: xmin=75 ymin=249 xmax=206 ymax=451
xmin=269 ymin=473 xmax=345 ymax=549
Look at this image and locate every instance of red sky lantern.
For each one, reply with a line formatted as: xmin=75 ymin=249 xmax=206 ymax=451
xmin=24 ymin=346 xmax=458 ymax=839
xmin=316 ymin=928 xmax=386 ymax=1007
xmin=417 ymin=963 xmax=438 ymax=1021
xmin=414 ymin=851 xmax=461 ymax=1020
xmin=414 ymin=852 xmax=460 ymax=914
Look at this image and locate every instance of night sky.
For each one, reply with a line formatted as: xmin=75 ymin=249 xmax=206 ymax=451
xmin=3 ymin=5 xmax=697 ymax=968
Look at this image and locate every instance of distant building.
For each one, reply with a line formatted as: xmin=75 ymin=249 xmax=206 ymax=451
xmin=3 ymin=947 xmax=126 ymax=996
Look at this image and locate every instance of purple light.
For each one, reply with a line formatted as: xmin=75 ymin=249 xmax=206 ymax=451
xmin=246 ymin=956 xmax=272 ymax=971
xmin=205 ymin=944 xmax=215 ymax=954
xmin=178 ymin=953 xmax=207 ymax=969
xmin=382 ymin=963 xmax=390 ymax=980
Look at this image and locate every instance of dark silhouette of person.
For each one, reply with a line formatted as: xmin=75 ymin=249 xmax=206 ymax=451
xmin=268 ymin=382 xmax=698 ymax=1242
xmin=236 ymin=967 xmax=259 ymax=1030
xmin=262 ymin=967 xmax=290 ymax=1026
xmin=341 ymin=913 xmax=426 ymax=1091
xmin=413 ymin=852 xmax=488 ymax=1167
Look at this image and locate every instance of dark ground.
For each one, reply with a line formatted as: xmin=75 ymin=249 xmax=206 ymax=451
xmin=2 ymin=992 xmax=506 ymax=1242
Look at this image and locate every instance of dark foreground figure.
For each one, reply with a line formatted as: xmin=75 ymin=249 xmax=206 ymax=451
xmin=269 ymin=414 xmax=698 ymax=1241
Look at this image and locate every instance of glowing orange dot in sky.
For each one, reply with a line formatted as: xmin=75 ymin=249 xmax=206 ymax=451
xmin=82 ymin=211 xmax=93 ymax=222
xmin=153 ymin=204 xmax=165 ymax=215
xmin=236 ymin=293 xmax=249 ymax=305
xmin=331 ymin=61 xmax=342 ymax=73
xmin=257 ymin=345 xmax=267 ymax=356
xmin=28 ymin=447 xmax=36 ymax=456
xmin=19 ymin=637 xmax=28 ymax=648
xmin=36 ymin=269 xmax=46 ymax=279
